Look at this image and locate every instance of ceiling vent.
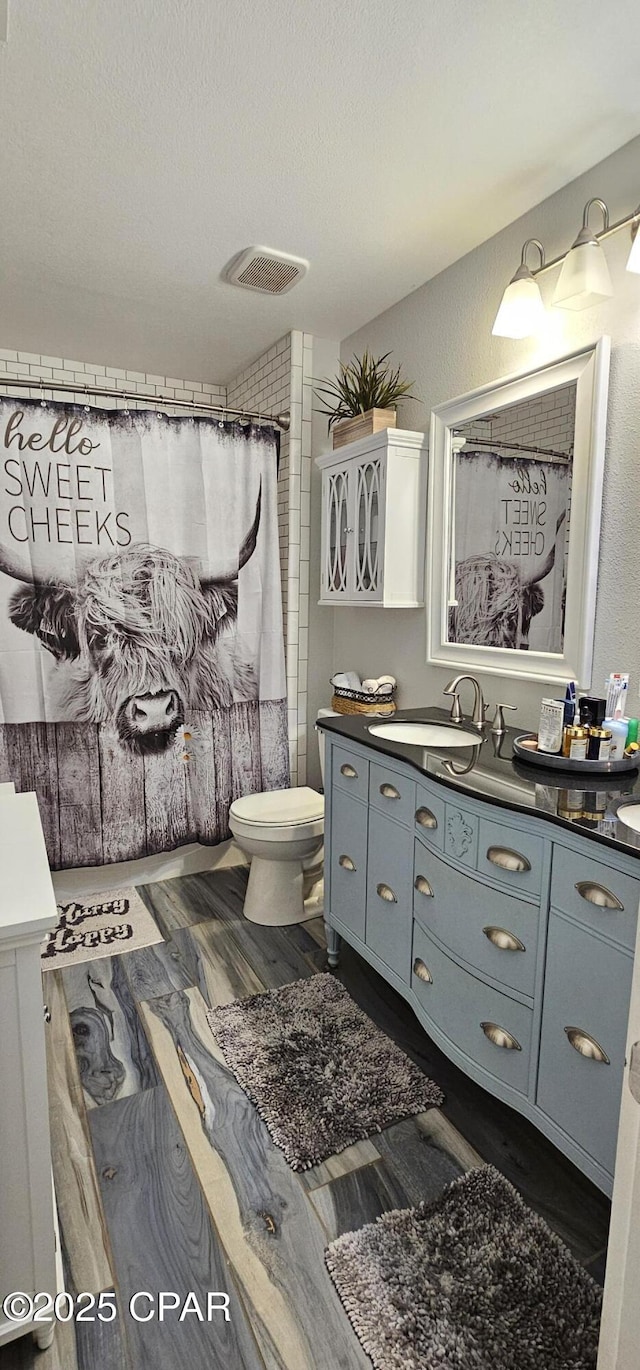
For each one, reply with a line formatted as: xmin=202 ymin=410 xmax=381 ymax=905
xmin=225 ymin=246 xmax=309 ymax=295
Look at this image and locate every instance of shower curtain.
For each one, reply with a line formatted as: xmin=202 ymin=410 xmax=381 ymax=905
xmin=0 ymin=399 xmax=289 ymax=869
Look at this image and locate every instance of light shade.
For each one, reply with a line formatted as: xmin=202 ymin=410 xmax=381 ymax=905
xmin=626 ymin=221 xmax=640 ymax=274
xmin=553 ymin=200 xmax=613 ymax=311
xmin=492 ymin=267 xmax=546 ymax=339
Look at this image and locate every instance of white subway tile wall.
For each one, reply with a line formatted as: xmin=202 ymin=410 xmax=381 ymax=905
xmin=0 ymin=340 xmax=309 ymax=781
xmin=224 ymin=331 xmax=312 ymax=784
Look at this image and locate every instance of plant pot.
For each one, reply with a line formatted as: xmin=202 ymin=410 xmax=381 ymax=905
xmin=332 ymin=407 xmax=397 ymax=450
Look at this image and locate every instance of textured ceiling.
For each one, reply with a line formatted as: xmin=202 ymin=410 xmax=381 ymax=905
xmin=2 ymin=0 xmax=640 ymax=382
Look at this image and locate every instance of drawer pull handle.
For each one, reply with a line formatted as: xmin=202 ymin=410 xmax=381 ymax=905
xmin=565 ymin=1026 xmax=610 ymax=1064
xmin=413 ymin=957 xmax=433 ymax=983
xmin=482 ymin=926 xmax=525 ymax=952
xmin=414 ymin=874 xmax=434 ymax=897
xmin=339 ymin=854 xmax=356 ymax=872
xmin=574 ymin=880 xmax=624 ymax=911
xmin=377 ymin=882 xmax=397 ymax=903
xmin=480 ymin=1021 xmax=522 ymax=1051
xmin=380 ymin=783 xmax=401 ymax=800
xmin=340 ymin=763 xmax=358 ymax=779
xmin=486 ymin=845 xmax=531 ymax=873
xmin=415 ymin=806 xmax=438 ymax=830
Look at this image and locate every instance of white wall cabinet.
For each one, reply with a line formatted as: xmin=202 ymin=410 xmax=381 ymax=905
xmin=316 ymin=428 xmax=428 ymax=607
xmin=0 ymin=790 xmax=59 ymax=1353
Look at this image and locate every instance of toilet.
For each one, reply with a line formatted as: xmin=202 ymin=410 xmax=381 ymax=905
xmin=228 ymin=708 xmax=336 ymax=926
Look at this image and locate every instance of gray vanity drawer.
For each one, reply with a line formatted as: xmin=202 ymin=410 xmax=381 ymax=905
xmin=333 ymin=744 xmax=369 ymax=802
xmin=537 ymin=912 xmax=633 ymax=1175
xmin=550 ymin=847 xmax=640 ymax=951
xmin=477 ymin=817 xmax=544 ymax=898
xmin=330 ymin=789 xmax=368 ymax=940
xmin=369 ymin=762 xmax=415 ymax=828
xmin=411 ymin=922 xmax=532 ymax=1095
xmin=412 ymin=842 xmax=538 ymax=998
xmin=366 ymin=808 xmax=413 ymax=982
xmin=444 ymin=802 xmax=478 ymax=869
xmin=414 ymin=784 xmax=446 ymax=851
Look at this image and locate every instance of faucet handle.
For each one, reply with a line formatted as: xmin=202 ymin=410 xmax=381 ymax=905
xmin=491 ymin=703 xmax=516 ymax=735
xmin=443 ymin=683 xmax=463 ymax=723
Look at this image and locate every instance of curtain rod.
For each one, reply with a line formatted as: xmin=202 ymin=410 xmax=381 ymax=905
xmin=0 ymin=375 xmax=291 ymax=431
xmin=458 ymin=435 xmax=571 ymax=463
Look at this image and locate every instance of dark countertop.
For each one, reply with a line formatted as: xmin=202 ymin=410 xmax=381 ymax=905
xmin=318 ymin=706 xmax=640 ymax=860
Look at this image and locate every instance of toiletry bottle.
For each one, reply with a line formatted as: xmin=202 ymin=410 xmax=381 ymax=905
xmin=606 ymin=717 xmax=628 ymax=761
xmin=538 ymin=699 xmax=564 ymax=753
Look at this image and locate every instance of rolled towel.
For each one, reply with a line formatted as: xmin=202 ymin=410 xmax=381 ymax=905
xmin=361 ymin=678 xmax=379 ymax=693
xmin=376 ymin=675 xmax=396 ymax=689
xmin=331 ymin=670 xmax=362 ymax=690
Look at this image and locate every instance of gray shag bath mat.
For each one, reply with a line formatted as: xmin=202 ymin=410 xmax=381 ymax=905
xmin=207 ymin=973 xmax=442 ymax=1170
xmin=326 ymin=1165 xmax=602 ymax=1370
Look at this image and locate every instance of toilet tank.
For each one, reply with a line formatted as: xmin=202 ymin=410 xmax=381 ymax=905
xmin=316 ymin=708 xmax=339 ymax=787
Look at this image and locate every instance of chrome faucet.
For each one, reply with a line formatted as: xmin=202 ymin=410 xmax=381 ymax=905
xmin=443 ymin=674 xmax=487 ymax=729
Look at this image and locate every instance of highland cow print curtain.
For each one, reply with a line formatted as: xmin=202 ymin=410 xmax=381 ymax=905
xmin=0 ymin=400 xmax=289 ymax=869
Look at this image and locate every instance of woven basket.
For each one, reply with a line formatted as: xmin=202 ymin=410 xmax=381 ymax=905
xmin=331 ymin=686 xmax=397 ymax=717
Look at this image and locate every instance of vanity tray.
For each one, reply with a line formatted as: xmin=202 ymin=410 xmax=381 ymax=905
xmin=513 ymin=733 xmax=640 ymax=775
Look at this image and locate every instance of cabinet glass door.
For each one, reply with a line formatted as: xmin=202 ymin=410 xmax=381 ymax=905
xmin=325 ymin=468 xmax=350 ymax=595
xmin=355 ymin=458 xmax=381 ymax=596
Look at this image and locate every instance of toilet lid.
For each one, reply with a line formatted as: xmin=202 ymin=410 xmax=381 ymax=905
xmin=230 ymin=786 xmax=324 ymax=826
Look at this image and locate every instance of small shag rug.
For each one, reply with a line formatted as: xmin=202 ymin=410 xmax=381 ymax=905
xmin=207 ymin=973 xmax=442 ymax=1170
xmin=42 ymin=887 xmax=163 ymax=969
xmin=326 ymin=1165 xmax=602 ymax=1370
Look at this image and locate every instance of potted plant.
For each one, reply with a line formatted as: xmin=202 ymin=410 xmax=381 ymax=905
xmin=315 ymin=350 xmax=417 ymax=450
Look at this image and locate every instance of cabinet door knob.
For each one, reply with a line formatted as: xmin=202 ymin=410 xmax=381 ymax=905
xmin=564 ymin=1026 xmax=610 ymax=1063
xmin=415 ymin=806 xmax=438 ymax=830
xmin=338 ymin=854 xmax=356 ymax=871
xmin=486 ymin=845 xmax=531 ymax=873
xmin=480 ymin=1021 xmax=522 ymax=1051
xmin=414 ymin=874 xmax=434 ymax=897
xmin=379 ymin=782 xmax=400 ymax=800
xmin=340 ymin=763 xmax=358 ymax=779
xmin=377 ymin=882 xmax=397 ymax=903
xmin=482 ymin=925 xmax=525 ymax=952
xmin=574 ymin=880 xmax=624 ymax=911
xmin=413 ymin=957 xmax=433 ymax=983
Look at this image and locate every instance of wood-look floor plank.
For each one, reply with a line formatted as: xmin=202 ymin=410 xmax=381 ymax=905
xmin=61 ymin=955 xmax=158 ymax=1109
xmin=140 ymin=988 xmax=370 ymax=1370
xmin=171 ymin=921 xmax=264 ymax=1008
xmin=74 ymin=1296 xmax=131 ymax=1370
xmin=44 ymin=970 xmax=114 ymax=1296
xmin=373 ymin=1113 xmax=467 ymax=1208
xmin=120 ymin=938 xmax=194 ymax=1004
xmin=308 ymin=1158 xmax=410 ymax=1242
xmin=89 ymin=1084 xmax=264 ymax=1370
xmin=299 ymin=1138 xmax=381 ymax=1193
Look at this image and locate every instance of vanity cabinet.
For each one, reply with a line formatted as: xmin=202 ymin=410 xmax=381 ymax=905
xmin=316 ymin=428 xmax=427 ymax=607
xmin=323 ymin=730 xmax=640 ymax=1196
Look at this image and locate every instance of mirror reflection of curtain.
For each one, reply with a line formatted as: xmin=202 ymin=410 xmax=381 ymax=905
xmin=449 ymin=451 xmax=569 ymax=653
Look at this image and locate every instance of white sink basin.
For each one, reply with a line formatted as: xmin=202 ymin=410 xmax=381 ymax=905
xmin=368 ymin=721 xmax=482 ymax=748
xmin=616 ymin=803 xmax=640 ymax=834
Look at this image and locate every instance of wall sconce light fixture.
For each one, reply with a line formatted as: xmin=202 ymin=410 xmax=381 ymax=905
xmin=552 ymin=199 xmax=613 ymax=311
xmin=493 ymin=196 xmax=640 ymax=338
xmin=492 ymin=239 xmax=546 ymax=338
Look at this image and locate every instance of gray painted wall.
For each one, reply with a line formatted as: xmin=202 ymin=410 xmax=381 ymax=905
xmin=315 ymin=134 xmax=640 ymax=733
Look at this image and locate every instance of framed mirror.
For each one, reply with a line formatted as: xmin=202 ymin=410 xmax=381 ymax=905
xmin=426 ymin=339 xmax=610 ymax=686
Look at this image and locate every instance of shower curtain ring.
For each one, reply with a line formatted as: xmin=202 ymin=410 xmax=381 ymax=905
xmin=83 ymin=381 xmax=91 ymax=413
xmin=123 ymin=390 xmax=130 ymax=416
xmin=39 ymin=377 xmax=46 ymax=408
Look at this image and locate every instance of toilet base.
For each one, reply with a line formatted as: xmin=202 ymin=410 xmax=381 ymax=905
xmin=243 ymin=856 xmax=321 ymax=926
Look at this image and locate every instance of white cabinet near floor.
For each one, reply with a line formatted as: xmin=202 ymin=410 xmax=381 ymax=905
xmin=0 ymin=790 xmax=59 ymax=1353
xmin=316 ymin=427 xmax=428 ymax=606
